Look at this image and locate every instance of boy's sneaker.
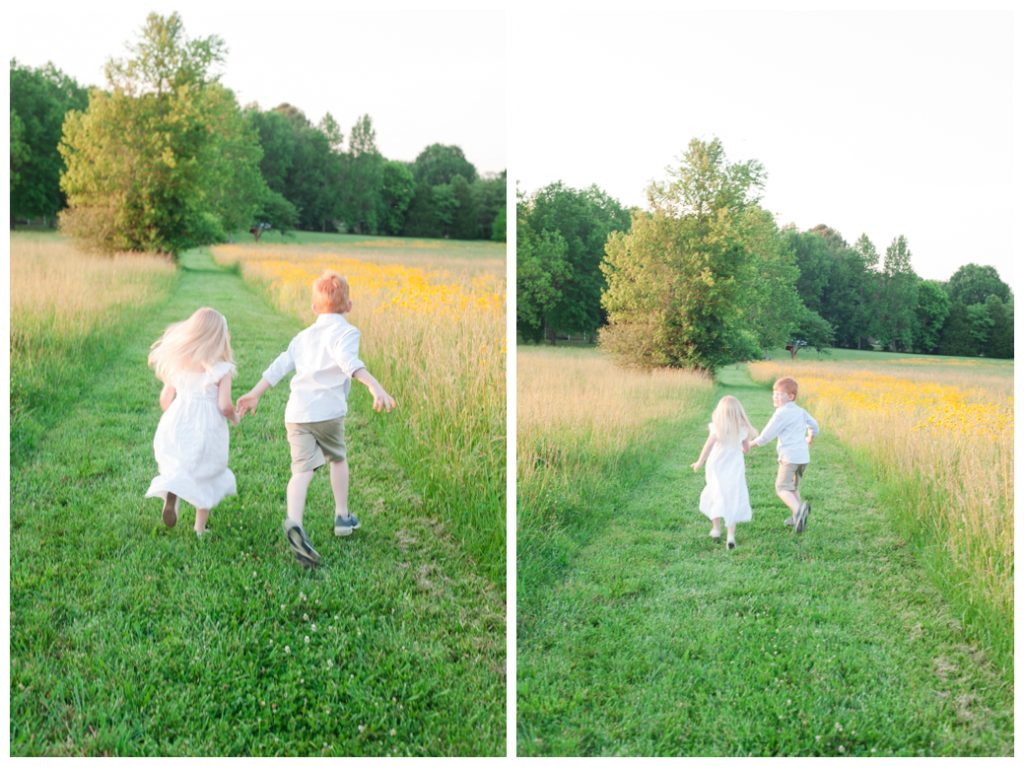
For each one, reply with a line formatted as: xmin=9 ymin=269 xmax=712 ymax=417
xmin=334 ymin=513 xmax=361 ymax=537
xmin=783 ymin=516 xmax=796 ymax=528
xmin=795 ymin=501 xmax=811 ymax=533
xmin=283 ymin=520 xmax=321 ymax=567
xmin=727 ymin=539 xmax=736 ymax=550
xmin=162 ymin=492 xmax=178 ymax=528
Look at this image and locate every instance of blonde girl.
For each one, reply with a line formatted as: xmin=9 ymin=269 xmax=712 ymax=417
xmin=145 ymin=307 xmax=239 ymax=536
xmin=690 ymin=395 xmax=758 ymax=549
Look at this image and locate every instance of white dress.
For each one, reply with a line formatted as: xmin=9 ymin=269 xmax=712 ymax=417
xmin=698 ymin=424 xmax=752 ymax=525
xmin=145 ymin=361 xmax=237 ymax=510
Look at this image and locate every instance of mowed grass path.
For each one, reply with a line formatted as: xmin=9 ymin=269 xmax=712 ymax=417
xmin=517 ymin=365 xmax=1012 ymax=756
xmin=10 ymin=251 xmax=504 ymax=756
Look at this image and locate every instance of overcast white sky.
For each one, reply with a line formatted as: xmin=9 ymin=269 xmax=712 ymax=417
xmin=6 ymin=0 xmax=506 ymax=175
xmin=512 ymin=3 xmax=1018 ymax=290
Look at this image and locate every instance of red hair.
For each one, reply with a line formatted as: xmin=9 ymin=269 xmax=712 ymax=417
xmin=312 ymin=270 xmax=351 ymax=313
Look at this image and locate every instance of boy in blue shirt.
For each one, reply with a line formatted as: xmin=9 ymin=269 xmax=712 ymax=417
xmin=750 ymin=377 xmax=820 ymax=533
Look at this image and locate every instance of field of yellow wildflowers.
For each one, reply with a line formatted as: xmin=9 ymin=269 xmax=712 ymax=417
xmin=749 ymin=354 xmax=1013 ymax=666
xmin=212 ymin=236 xmax=506 ymax=583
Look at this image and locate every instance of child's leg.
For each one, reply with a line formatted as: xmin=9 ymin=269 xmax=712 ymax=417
xmin=195 ymin=507 xmax=210 ymax=534
xmin=287 ymin=470 xmax=315 ymax=525
xmin=727 ymin=523 xmax=737 ymax=547
xmin=776 ymin=488 xmax=801 ymax=516
xmin=329 ymin=459 xmax=350 ymax=518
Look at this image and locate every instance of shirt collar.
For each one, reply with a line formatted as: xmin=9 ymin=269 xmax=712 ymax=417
xmin=314 ymin=313 xmax=346 ymax=326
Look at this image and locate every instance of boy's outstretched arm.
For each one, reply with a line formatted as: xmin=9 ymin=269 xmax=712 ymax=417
xmin=236 ymin=378 xmax=272 ymax=417
xmin=353 ymin=368 xmax=397 ymax=413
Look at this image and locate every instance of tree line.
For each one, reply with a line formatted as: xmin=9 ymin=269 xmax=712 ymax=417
xmin=9 ymin=13 xmax=505 ymax=255
xmin=517 ymin=138 xmax=1012 ymax=370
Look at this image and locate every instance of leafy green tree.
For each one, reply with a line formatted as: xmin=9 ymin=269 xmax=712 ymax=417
xmin=937 ymin=302 xmax=974 ymax=356
xmin=449 ymin=174 xmax=478 ymax=240
xmin=340 ymin=114 xmax=383 ymax=233
xmin=474 ymin=171 xmax=506 ymax=241
xmin=913 ymin=279 xmax=950 ymax=353
xmin=10 ymin=60 xmax=88 ymax=223
xmin=490 ymin=203 xmax=507 ymax=242
xmin=413 ymin=143 xmax=477 ymax=186
xmin=600 ymin=138 xmax=787 ymax=372
xmin=59 ymin=13 xmax=266 ymax=254
xmin=521 ymin=182 xmax=630 ymax=340
xmin=377 ymin=160 xmax=416 ymax=235
xmin=983 ymin=296 xmax=1013 ymax=358
xmin=947 ymin=263 xmax=1011 ymax=305
xmin=785 ymin=227 xmax=833 ymax=314
xmin=516 ymin=208 xmax=570 ymax=342
xmin=275 ymin=105 xmax=342 ymax=231
xmin=248 ymin=107 xmax=296 ymax=192
xmin=401 ymin=182 xmax=441 ymax=237
xmin=876 ymin=235 xmax=918 ymax=351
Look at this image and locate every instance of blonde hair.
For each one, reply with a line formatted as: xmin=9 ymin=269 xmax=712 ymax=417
xmin=312 ymin=270 xmax=351 ymax=314
xmin=774 ymin=377 xmax=799 ymax=399
xmin=148 ymin=307 xmax=235 ymax=383
xmin=711 ymin=395 xmax=758 ymax=444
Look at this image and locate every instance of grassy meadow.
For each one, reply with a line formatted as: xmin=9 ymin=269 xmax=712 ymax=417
xmin=10 ymin=232 xmax=177 ymax=464
xmin=211 ymin=233 xmax=505 ymax=585
xmin=9 ymin=233 xmax=505 ymax=756
xmin=516 ymin=346 xmax=1013 ymax=756
xmin=749 ymin=350 xmax=1013 ymax=673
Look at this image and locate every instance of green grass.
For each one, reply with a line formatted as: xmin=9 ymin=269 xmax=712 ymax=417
xmin=517 ymin=360 xmax=1012 ymax=756
xmin=10 ymin=250 xmax=505 ymax=756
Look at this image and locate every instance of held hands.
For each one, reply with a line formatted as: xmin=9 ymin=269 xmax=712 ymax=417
xmin=235 ymin=391 xmax=261 ymax=418
xmin=690 ymin=461 xmax=703 ymax=472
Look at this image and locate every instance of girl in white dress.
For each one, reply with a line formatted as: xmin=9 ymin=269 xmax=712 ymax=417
xmin=690 ymin=395 xmax=758 ymax=549
xmin=145 ymin=307 xmax=239 ymax=536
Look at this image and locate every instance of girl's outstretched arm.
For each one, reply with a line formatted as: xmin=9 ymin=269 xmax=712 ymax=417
xmin=159 ymin=383 xmax=176 ymax=412
xmin=691 ymin=433 xmax=716 ymax=471
xmin=218 ymin=375 xmax=240 ymax=425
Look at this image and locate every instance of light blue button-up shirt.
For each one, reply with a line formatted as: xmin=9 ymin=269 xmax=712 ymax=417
xmin=262 ymin=313 xmax=365 ymax=423
xmin=752 ymin=401 xmax=820 ymax=464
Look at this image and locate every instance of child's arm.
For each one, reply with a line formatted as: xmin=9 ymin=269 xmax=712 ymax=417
xmin=237 ymin=348 xmax=293 ymax=417
xmin=159 ymin=383 xmax=176 ymax=412
xmin=805 ymin=412 xmax=820 ymax=445
xmin=690 ymin=433 xmax=716 ymax=471
xmin=218 ymin=375 xmax=240 ymax=425
xmin=352 ymin=368 xmax=397 ymax=413
xmin=742 ymin=437 xmax=751 ymax=454
xmin=236 ymin=378 xmax=272 ymax=417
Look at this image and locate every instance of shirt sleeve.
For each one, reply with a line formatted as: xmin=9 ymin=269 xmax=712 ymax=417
xmin=805 ymin=410 xmax=820 ymax=436
xmin=752 ymin=411 xmax=782 ymax=446
xmin=261 ymin=346 xmax=295 ymax=386
xmin=333 ymin=327 xmax=365 ymax=377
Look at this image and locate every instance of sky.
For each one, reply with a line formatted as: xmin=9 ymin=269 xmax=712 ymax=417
xmin=511 ymin=3 xmax=1019 ymax=291
xmin=5 ymin=0 xmax=507 ymax=175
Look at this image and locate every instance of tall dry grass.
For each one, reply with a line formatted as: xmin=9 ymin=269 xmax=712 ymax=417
xmin=10 ymin=233 xmax=176 ymax=462
xmin=748 ymin=358 xmax=1013 ymax=666
xmin=211 ymin=242 xmax=505 ymax=583
xmin=517 ymin=346 xmax=714 ymax=598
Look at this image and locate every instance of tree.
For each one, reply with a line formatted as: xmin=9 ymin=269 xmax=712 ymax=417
xmin=520 ymin=182 xmax=630 ymax=341
xmin=340 ymin=114 xmax=383 ymax=233
xmin=516 ymin=202 xmax=570 ymax=342
xmin=474 ymin=171 xmax=507 ymax=241
xmin=983 ymin=296 xmax=1013 ymax=359
xmin=785 ymin=227 xmax=833 ymax=314
xmin=913 ymin=280 xmax=950 ymax=353
xmin=947 ymin=263 xmax=1012 ymax=305
xmin=59 ymin=13 xmax=266 ymax=254
xmin=10 ymin=60 xmax=88 ymax=223
xmin=449 ymin=174 xmax=478 ymax=240
xmin=600 ymin=138 xmax=787 ymax=372
xmin=413 ymin=143 xmax=477 ymax=186
xmin=377 ymin=160 xmax=415 ymax=235
xmin=876 ymin=235 xmax=918 ymax=351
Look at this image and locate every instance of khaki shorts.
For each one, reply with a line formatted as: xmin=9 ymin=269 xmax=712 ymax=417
xmin=775 ymin=461 xmax=807 ymax=492
xmin=286 ymin=418 xmax=347 ymax=473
